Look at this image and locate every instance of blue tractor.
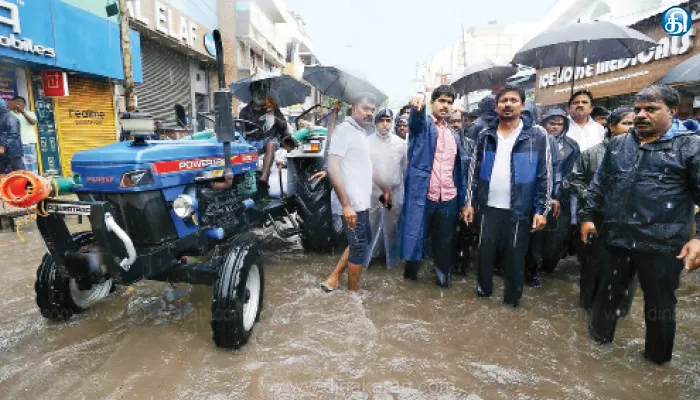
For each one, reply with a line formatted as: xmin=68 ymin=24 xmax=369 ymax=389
xmin=4 ymin=31 xmax=300 ymax=349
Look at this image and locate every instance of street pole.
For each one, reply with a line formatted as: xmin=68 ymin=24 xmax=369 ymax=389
xmin=118 ymin=0 xmax=136 ymax=112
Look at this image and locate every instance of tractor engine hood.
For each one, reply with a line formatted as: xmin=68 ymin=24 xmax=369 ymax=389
xmin=70 ymin=139 xmax=259 ymax=193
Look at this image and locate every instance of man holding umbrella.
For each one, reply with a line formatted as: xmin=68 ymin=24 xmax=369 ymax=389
xmin=238 ymin=81 xmax=289 ymax=186
xmin=401 ymin=85 xmax=468 ymax=288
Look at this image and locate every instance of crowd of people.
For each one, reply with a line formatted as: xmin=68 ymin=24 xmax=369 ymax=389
xmin=2 ymin=75 xmax=700 ymax=365
xmin=318 ymin=83 xmax=700 ymax=365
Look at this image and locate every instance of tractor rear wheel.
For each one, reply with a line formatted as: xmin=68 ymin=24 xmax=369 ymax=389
xmin=35 ymin=232 xmax=112 ymax=321
xmin=292 ymin=158 xmax=346 ymax=253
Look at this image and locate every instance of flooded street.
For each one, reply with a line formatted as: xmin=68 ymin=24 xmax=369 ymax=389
xmin=1 ymin=224 xmax=700 ymax=400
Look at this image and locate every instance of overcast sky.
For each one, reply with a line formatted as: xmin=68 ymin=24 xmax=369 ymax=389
xmin=287 ymin=0 xmax=556 ymax=107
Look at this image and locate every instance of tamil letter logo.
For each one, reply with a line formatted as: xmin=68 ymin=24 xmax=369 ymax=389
xmin=662 ymin=6 xmax=692 ymax=36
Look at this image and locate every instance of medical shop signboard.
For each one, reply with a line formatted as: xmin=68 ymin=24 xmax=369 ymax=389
xmin=0 ymin=0 xmax=57 ymax=63
xmin=535 ymin=10 xmax=700 ymax=105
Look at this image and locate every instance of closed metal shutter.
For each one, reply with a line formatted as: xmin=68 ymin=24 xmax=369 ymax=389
xmin=135 ymin=37 xmax=192 ymax=126
xmin=54 ymin=77 xmax=116 ymax=177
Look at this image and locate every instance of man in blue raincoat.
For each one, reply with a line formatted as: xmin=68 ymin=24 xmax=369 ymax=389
xmin=401 ymin=85 xmax=469 ymax=288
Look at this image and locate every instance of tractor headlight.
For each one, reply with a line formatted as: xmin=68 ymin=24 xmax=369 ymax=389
xmin=173 ymin=195 xmax=195 ymax=218
xmin=119 ymin=169 xmax=155 ymax=188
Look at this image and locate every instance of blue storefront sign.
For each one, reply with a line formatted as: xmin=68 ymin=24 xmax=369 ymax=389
xmin=0 ymin=0 xmax=143 ymax=82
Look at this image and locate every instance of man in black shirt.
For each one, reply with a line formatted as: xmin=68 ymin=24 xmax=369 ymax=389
xmin=238 ymin=81 xmax=288 ymax=184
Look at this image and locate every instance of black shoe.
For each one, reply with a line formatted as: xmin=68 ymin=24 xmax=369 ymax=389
xmin=526 ymin=271 xmax=542 ymax=288
xmin=436 ymin=275 xmax=451 ymax=288
xmin=643 ymin=351 xmax=671 ymax=365
xmin=587 ymin=318 xmax=612 ymax=345
xmin=403 ymin=262 xmax=419 ymax=281
xmin=476 ymin=285 xmax=491 ymax=298
xmin=504 ymin=300 xmax=519 ymax=308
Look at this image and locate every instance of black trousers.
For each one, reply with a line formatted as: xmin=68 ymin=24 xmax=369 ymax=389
xmin=477 ymin=206 xmax=531 ymax=305
xmin=589 ymin=247 xmax=684 ymax=364
xmin=405 ymin=198 xmax=458 ymax=285
xmin=541 ymin=204 xmax=572 ymax=270
xmin=525 ymin=230 xmax=543 ymax=282
xmin=577 ymin=225 xmax=637 ymax=313
xmin=457 ymin=216 xmax=479 ymax=273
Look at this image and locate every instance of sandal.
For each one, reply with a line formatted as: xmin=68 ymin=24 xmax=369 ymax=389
xmin=320 ymin=281 xmax=338 ymax=293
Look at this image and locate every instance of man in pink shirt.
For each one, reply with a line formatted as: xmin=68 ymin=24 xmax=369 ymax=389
xmin=401 ymin=85 xmax=469 ymax=287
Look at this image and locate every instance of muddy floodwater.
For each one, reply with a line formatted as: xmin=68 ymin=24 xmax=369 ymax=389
xmin=1 ymin=223 xmax=700 ymax=399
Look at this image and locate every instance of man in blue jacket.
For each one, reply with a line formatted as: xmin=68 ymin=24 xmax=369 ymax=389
xmin=401 ymin=85 xmax=469 ymax=288
xmin=581 ymin=84 xmax=700 ymax=364
xmin=465 ymin=85 xmax=551 ymax=307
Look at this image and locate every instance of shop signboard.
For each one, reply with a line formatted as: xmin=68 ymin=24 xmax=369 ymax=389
xmin=126 ymin=0 xmax=215 ymax=59
xmin=0 ymin=0 xmax=142 ymax=82
xmin=41 ymin=70 xmax=69 ymax=97
xmin=535 ymin=13 xmax=700 ymax=105
xmin=0 ymin=64 xmax=17 ymax=101
xmin=0 ymin=0 xmax=56 ymax=64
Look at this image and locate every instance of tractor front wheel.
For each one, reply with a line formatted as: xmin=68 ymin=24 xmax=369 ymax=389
xmin=211 ymin=239 xmax=264 ymax=349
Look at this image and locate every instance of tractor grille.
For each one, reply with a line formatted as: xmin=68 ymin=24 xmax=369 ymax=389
xmin=77 ymin=191 xmax=178 ymax=246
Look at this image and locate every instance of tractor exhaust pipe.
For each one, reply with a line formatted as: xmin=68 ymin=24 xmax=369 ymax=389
xmin=212 ymin=29 xmax=234 ymax=182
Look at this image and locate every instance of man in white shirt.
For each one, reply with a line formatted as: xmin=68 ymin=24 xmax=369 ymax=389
xmin=465 ymin=85 xmax=551 ymax=307
xmin=321 ymin=93 xmax=375 ymax=292
xmin=566 ymin=90 xmax=605 ymax=152
xmin=10 ymin=96 xmax=38 ymax=173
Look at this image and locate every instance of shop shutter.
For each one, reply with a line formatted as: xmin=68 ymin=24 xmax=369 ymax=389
xmin=54 ymin=77 xmax=116 ymax=177
xmin=134 ymin=37 xmax=192 ymax=127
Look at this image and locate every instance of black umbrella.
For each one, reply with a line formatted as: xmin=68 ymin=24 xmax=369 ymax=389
xmin=655 ymin=53 xmax=700 ymax=85
xmin=512 ymin=20 xmax=658 ymax=93
xmin=449 ymin=59 xmax=518 ymax=94
xmin=229 ymin=70 xmax=310 ymax=107
xmin=303 ymin=65 xmax=388 ymax=105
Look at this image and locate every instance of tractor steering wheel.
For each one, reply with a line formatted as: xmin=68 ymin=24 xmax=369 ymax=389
xmin=232 ymin=118 xmax=264 ymax=139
